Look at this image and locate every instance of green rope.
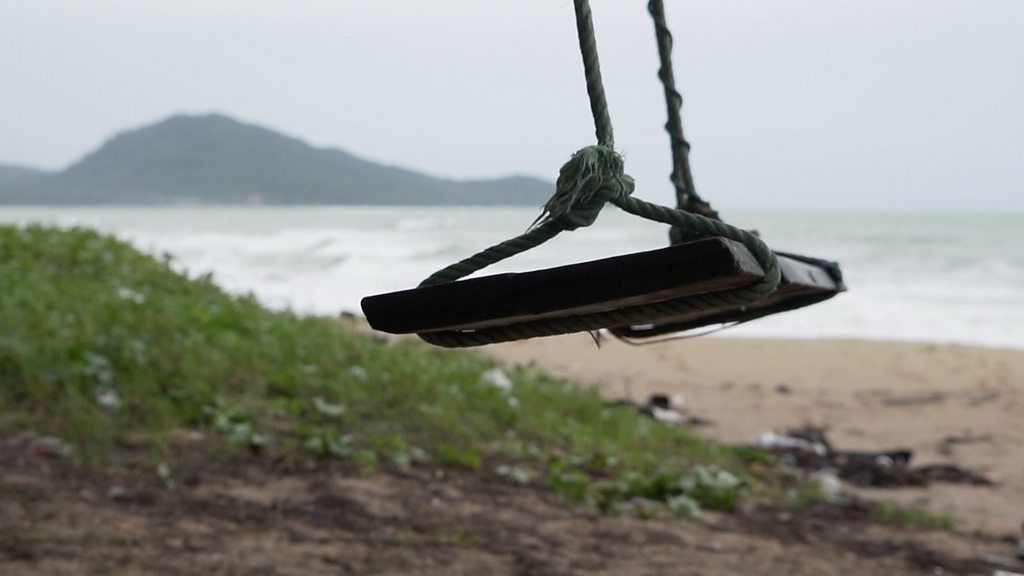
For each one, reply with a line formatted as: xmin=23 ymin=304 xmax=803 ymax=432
xmin=648 ymin=0 xmax=700 ymax=213
xmin=419 ymin=145 xmax=633 ymax=288
xmin=573 ymin=0 xmax=615 ymax=147
xmin=415 ymin=0 xmax=780 ymax=348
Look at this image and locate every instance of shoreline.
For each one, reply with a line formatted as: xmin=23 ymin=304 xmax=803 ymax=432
xmin=1 ymin=209 xmax=1020 ymax=350
xmin=482 ymin=334 xmax=1024 ymax=534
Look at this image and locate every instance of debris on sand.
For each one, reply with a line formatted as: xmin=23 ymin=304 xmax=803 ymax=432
xmin=697 ymin=540 xmax=725 ymax=553
xmin=754 ymin=426 xmax=996 ymax=488
xmin=7 ymin=433 xmax=72 ymax=459
xmin=979 ymin=554 xmax=1024 ymax=572
xmin=967 ymin=389 xmax=1001 ymax=406
xmin=937 ymin=432 xmax=993 ymax=456
xmin=811 ymin=469 xmax=843 ymax=502
xmin=28 ymin=436 xmax=70 ymax=458
xmin=882 ymin=391 xmax=947 ymax=407
xmin=912 ymin=464 xmax=995 ymax=486
xmin=756 ymin=432 xmax=828 ymax=456
xmin=106 ymin=485 xmax=128 ymax=501
xmin=645 ymin=393 xmax=687 ymax=425
xmin=618 ymin=393 xmax=714 ymax=427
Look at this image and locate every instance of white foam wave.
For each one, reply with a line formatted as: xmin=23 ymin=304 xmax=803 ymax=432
xmin=2 ymin=206 xmax=1021 ymax=349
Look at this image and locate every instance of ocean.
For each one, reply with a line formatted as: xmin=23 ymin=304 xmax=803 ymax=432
xmin=1 ymin=206 xmax=1021 ymax=349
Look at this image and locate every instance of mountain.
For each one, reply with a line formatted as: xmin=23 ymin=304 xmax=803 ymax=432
xmin=0 ymin=114 xmax=552 ymax=205
xmin=0 ymin=164 xmax=47 ymax=185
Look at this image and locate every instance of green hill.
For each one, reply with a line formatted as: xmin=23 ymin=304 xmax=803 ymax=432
xmin=0 ymin=114 xmax=552 ymax=205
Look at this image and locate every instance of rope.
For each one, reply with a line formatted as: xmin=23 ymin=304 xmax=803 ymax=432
xmin=419 ymin=145 xmax=633 ymax=288
xmin=574 ymin=0 xmax=615 ymax=147
xmin=648 ymin=1 xmax=697 ymax=212
xmin=616 ymin=321 xmax=748 ymax=346
xmin=415 ymin=0 xmax=780 ymax=348
xmin=647 ymin=0 xmax=719 ymax=243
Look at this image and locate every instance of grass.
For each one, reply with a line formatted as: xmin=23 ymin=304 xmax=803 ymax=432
xmin=0 ymin=224 xmax=790 ymax=514
xmin=869 ymin=501 xmax=955 ymax=530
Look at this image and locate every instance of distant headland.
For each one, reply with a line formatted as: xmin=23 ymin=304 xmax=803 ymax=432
xmin=0 ymin=114 xmax=551 ymax=206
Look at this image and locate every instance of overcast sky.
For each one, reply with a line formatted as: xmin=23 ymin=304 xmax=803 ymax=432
xmin=1 ymin=1 xmax=1021 ymax=211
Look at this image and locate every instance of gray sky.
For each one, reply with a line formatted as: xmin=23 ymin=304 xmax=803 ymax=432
xmin=2 ymin=0 xmax=1021 ymax=211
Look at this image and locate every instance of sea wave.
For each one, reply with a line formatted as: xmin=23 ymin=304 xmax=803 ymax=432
xmin=2 ymin=206 xmax=1021 ymax=349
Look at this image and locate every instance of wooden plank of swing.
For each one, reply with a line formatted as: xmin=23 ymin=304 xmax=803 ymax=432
xmin=609 ymin=252 xmax=844 ymax=339
xmin=361 ymin=237 xmax=766 ymax=335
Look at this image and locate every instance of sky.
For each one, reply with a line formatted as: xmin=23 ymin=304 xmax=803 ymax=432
xmin=1 ymin=0 xmax=1021 ymax=211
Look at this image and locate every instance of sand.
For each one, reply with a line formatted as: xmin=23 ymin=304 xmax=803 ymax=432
xmin=5 ymin=334 xmax=1021 ymax=574
xmin=3 ymin=441 xmax=1008 ymax=576
xmin=483 ymin=336 xmax=1024 ymax=535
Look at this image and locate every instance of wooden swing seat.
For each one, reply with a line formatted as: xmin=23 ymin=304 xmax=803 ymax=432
xmin=363 ymin=237 xmax=762 ymax=334
xmin=361 ymin=237 xmax=843 ymax=337
xmin=610 ymin=251 xmax=845 ymax=339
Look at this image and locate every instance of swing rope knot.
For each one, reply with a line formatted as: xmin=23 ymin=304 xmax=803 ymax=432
xmin=412 ymin=0 xmax=785 ymax=346
xmin=533 ymin=145 xmax=635 ymax=231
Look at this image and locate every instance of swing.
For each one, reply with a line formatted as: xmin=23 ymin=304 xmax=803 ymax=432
xmin=611 ymin=252 xmax=845 ymax=340
xmin=361 ymin=0 xmax=844 ymax=348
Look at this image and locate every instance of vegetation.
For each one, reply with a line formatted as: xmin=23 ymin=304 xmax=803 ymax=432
xmin=869 ymin=501 xmax=955 ymax=530
xmin=1 ymin=225 xmax=969 ymax=531
xmin=0 ymin=225 xmax=780 ymax=515
xmin=0 ymin=114 xmax=551 ymax=205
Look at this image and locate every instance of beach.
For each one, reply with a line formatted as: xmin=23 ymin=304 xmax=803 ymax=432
xmin=1 ymin=209 xmax=1022 ymax=573
xmin=2 ymin=222 xmax=1023 ymax=575
xmin=8 ymin=328 xmax=1018 ymax=576
xmin=3 ymin=0 xmax=1021 ymax=568
xmin=485 ymin=336 xmax=1024 ymax=534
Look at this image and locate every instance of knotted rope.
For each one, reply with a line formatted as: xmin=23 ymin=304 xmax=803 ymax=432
xmin=416 ymin=0 xmax=780 ymax=347
xmin=534 ymin=146 xmax=634 ymax=231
